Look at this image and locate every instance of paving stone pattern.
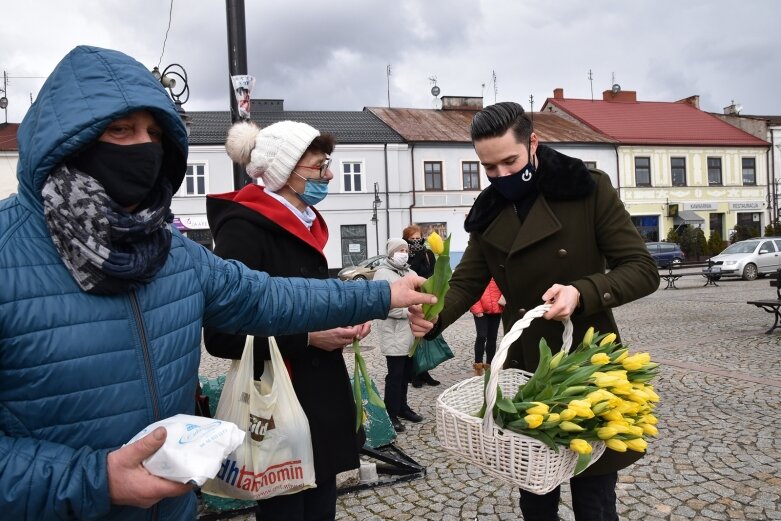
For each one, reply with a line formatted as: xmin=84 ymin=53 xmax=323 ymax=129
xmin=199 ymin=275 xmax=781 ymax=520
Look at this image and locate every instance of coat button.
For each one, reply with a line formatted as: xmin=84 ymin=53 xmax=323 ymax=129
xmin=498 ymin=264 xmax=505 ymax=271
xmin=603 ymin=292 xmax=612 ymax=300
xmin=518 ymin=308 xmax=527 ymax=316
xmin=557 ymin=249 xmax=568 ymax=258
xmin=508 ymin=359 xmax=520 ymax=369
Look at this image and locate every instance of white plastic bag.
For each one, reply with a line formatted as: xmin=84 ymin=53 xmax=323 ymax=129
xmin=201 ymin=336 xmax=316 ymax=500
xmin=126 ymin=414 xmax=244 ymax=486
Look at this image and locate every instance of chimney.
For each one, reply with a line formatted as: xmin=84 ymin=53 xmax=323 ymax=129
xmin=602 ymin=88 xmax=637 ymax=102
xmin=553 ymin=88 xmax=564 ymax=99
xmin=440 ymin=96 xmax=483 ymax=111
xmin=676 ymin=95 xmax=700 ymax=109
xmin=723 ymin=101 xmax=742 ymax=115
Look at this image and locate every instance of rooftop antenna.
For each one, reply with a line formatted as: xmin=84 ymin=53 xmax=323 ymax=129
xmin=386 ymin=64 xmax=392 ymax=108
xmin=588 ymin=69 xmax=594 ymax=101
xmin=428 ymin=75 xmax=441 ymax=109
xmin=529 ymin=94 xmax=534 ymax=125
xmin=492 ymin=70 xmax=498 ymax=104
xmin=481 ymin=82 xmax=485 ymax=98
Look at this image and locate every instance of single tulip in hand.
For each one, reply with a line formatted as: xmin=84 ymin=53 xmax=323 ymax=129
xmin=408 ymin=232 xmax=452 ymax=357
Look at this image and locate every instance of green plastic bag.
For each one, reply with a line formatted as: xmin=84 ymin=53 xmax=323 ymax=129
xmin=412 ymin=335 xmax=453 ymax=375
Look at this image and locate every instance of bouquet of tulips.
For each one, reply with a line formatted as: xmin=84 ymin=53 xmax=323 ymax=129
xmin=351 ymin=339 xmax=385 ymax=432
xmin=479 ymin=328 xmax=660 ymax=474
xmin=408 ymin=231 xmax=451 ymax=357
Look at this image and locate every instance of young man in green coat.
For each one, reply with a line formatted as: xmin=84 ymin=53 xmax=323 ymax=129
xmin=410 ymin=102 xmax=659 ymax=521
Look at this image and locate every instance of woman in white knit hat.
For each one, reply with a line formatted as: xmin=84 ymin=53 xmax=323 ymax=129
xmin=204 ymin=120 xmax=371 ymax=521
xmin=373 ymin=238 xmax=424 ymax=433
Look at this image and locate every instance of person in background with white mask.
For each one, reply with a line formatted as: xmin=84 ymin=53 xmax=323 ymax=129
xmin=373 ymin=238 xmax=424 ymax=433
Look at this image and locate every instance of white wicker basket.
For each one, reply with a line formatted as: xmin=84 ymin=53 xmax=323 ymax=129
xmin=436 ymin=304 xmax=605 ymax=494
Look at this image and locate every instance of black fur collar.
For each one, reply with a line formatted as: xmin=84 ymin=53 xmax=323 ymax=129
xmin=464 ymin=145 xmax=596 ymax=233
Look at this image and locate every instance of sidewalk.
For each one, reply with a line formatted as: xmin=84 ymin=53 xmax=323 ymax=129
xmin=200 ymin=276 xmax=781 ymax=520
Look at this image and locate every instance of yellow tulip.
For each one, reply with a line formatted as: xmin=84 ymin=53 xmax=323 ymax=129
xmin=591 ymin=353 xmax=611 ymax=366
xmin=606 ymin=421 xmax=630 ymax=434
xmin=613 ymin=350 xmax=629 ymax=363
xmin=560 ymin=408 xmax=577 ymax=421
xmin=526 ymin=402 xmax=549 ymax=415
xmin=599 ymin=333 xmax=617 ymax=346
xmin=595 ymin=375 xmax=623 ymax=388
xmin=605 ymin=439 xmax=628 ymax=452
xmin=559 ymin=421 xmax=585 ymax=432
xmin=426 ymin=232 xmax=444 ymax=255
xmin=525 ymin=414 xmax=544 ymax=429
xmin=627 ymin=390 xmax=649 ymax=405
xmin=597 ymin=426 xmax=619 ymax=439
xmin=622 ymin=358 xmax=644 ymax=371
xmin=635 ymin=352 xmax=652 ymax=364
xmin=625 ymin=438 xmax=648 ymax=452
xmin=642 ymin=414 xmax=659 ymax=425
xmin=570 ymin=438 xmax=592 ymax=455
xmin=601 ymin=409 xmax=624 ymax=422
xmin=627 ymin=425 xmax=644 ymax=437
xmin=549 ymin=350 xmax=566 ymax=369
xmin=644 ymin=387 xmax=660 ymax=403
xmin=568 ymin=400 xmax=595 ymax=418
xmin=640 ymin=423 xmax=659 ymax=436
xmin=546 ymin=413 xmax=561 ymax=423
xmin=591 ymin=401 xmax=611 ymax=415
xmin=582 ymin=327 xmax=595 ymax=346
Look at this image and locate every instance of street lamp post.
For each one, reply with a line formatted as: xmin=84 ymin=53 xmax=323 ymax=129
xmin=0 ymin=71 xmax=8 ymax=124
xmin=151 ymin=64 xmax=191 ymax=135
xmin=371 ymin=182 xmax=382 ymax=256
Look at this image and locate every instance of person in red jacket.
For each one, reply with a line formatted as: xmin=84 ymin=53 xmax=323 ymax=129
xmin=469 ymin=278 xmax=504 ymax=376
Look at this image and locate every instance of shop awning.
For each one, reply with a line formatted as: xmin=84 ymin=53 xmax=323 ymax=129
xmin=673 ymin=210 xmax=705 ymax=224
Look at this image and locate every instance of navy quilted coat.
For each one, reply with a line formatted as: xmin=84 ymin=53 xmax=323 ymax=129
xmin=0 ymin=46 xmax=390 ymax=521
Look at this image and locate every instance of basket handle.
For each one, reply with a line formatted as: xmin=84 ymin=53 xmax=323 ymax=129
xmin=482 ymin=303 xmax=573 ymax=435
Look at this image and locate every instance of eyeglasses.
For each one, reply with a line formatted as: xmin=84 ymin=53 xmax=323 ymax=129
xmin=295 ymin=156 xmax=331 ymax=179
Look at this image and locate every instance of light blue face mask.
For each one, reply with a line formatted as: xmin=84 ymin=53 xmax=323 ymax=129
xmin=291 ymin=170 xmax=329 ymax=206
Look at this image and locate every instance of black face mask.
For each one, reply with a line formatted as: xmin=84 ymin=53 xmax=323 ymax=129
xmin=488 ymin=161 xmax=536 ymax=202
xmin=406 ymin=238 xmax=425 ymax=254
xmin=69 ymin=141 xmax=164 ymax=207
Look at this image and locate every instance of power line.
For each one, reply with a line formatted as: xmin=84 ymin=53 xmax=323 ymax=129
xmin=157 ymin=0 xmax=175 ymax=69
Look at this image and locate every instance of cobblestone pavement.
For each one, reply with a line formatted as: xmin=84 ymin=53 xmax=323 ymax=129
xmin=199 ymin=275 xmax=781 ymax=520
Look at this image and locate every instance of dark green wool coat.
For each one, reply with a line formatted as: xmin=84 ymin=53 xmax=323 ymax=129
xmin=433 ymin=145 xmax=660 ymax=476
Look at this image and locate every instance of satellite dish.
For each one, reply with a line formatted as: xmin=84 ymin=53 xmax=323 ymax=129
xmin=0 ymin=97 xmax=7 ymax=109
xmin=611 ymin=83 xmax=621 ymax=94
xmin=431 ymin=85 xmax=440 ymax=97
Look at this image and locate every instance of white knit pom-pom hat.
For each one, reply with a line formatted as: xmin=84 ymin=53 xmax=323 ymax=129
xmin=224 ymin=120 xmax=320 ymax=192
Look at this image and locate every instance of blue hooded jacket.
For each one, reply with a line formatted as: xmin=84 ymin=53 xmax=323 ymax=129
xmin=0 ymin=46 xmax=390 ymax=521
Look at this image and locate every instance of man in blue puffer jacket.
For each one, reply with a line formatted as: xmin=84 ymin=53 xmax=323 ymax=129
xmin=0 ymin=46 xmax=434 ymax=521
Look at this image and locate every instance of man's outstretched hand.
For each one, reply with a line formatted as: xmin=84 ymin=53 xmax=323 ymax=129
xmin=107 ymin=427 xmax=193 ymax=509
xmin=389 ymin=274 xmax=437 ymax=309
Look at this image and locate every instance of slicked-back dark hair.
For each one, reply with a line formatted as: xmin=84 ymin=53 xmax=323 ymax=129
xmin=470 ymin=102 xmax=533 ymax=145
xmin=306 ymin=133 xmax=336 ymax=155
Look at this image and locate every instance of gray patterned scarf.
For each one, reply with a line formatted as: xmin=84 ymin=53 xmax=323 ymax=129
xmin=42 ymin=165 xmax=173 ymax=295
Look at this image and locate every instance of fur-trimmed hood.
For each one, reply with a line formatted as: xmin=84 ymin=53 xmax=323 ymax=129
xmin=464 ymin=145 xmax=596 ymax=233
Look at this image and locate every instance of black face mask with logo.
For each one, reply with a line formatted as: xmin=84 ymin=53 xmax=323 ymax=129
xmin=69 ymin=141 xmax=164 ymax=207
xmin=488 ymin=160 xmax=537 ymax=202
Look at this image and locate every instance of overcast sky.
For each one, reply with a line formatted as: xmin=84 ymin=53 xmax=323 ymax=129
xmin=2 ymin=0 xmax=779 ymax=124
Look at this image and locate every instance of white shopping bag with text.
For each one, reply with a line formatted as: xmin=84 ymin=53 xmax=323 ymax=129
xmin=201 ymin=336 xmax=316 ymax=499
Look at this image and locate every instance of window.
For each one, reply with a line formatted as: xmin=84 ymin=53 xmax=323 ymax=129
xmin=424 ymin=161 xmax=443 ymax=191
xmin=742 ymin=157 xmax=756 ymax=186
xmin=340 ymin=225 xmax=368 ymax=266
xmin=583 ymin=161 xmax=597 ymax=169
xmin=181 ymin=164 xmax=206 ymax=196
xmin=634 ymin=157 xmax=651 ymax=187
xmin=342 ymin=162 xmax=364 ymax=192
xmin=707 ymin=157 xmax=722 ymax=186
xmin=462 ymin=161 xmax=480 ymax=190
xmin=709 ymin=213 xmax=724 ymax=239
xmin=671 ymin=157 xmax=687 ymax=187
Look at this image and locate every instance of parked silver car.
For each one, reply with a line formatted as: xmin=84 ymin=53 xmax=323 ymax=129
xmin=708 ymin=238 xmax=781 ymax=280
xmin=337 ymin=255 xmax=386 ymax=281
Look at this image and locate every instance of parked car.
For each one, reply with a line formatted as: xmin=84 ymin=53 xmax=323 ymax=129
xmin=645 ymin=242 xmax=685 ymax=268
xmin=708 ymin=238 xmax=781 ymax=280
xmin=337 ymin=255 xmax=386 ymax=281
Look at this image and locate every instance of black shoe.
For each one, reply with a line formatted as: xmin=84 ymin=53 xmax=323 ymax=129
xmin=390 ymin=417 xmax=406 ymax=432
xmin=423 ymin=375 xmax=441 ymax=386
xmin=411 ymin=377 xmax=424 ymax=388
xmin=399 ymin=408 xmax=423 ymax=423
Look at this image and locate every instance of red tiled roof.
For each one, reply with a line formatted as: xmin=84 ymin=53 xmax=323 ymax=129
xmin=366 ymin=107 xmax=614 ymax=144
xmin=0 ymin=123 xmax=20 ymax=151
xmin=542 ymin=98 xmax=768 ymax=147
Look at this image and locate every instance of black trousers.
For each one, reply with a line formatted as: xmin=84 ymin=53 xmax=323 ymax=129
xmin=519 ymin=471 xmax=619 ymax=521
xmin=254 ymin=476 xmax=337 ymax=521
xmin=384 ymin=355 xmax=413 ymax=418
xmin=474 ymin=313 xmax=501 ymax=363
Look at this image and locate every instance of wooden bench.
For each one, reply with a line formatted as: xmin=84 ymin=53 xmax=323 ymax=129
xmin=747 ymin=269 xmax=781 ymax=334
